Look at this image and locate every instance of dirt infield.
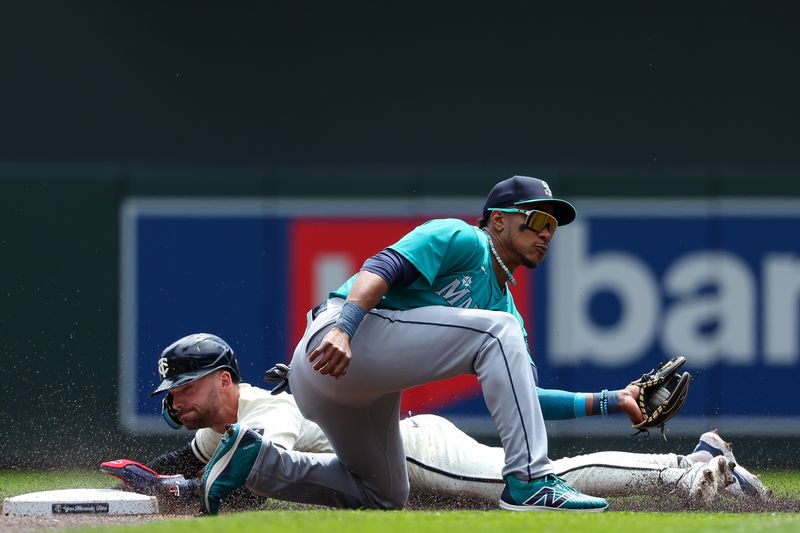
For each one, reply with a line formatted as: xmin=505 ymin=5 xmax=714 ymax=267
xmin=406 ymin=490 xmax=800 ymax=513
xmin=3 ymin=491 xmax=799 ymax=532
xmin=0 ymin=513 xmax=188 ymax=533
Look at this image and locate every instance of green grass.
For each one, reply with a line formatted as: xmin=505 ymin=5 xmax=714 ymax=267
xmin=2 ymin=470 xmax=800 ymax=533
xmin=760 ymin=470 xmax=800 ymax=499
xmin=0 ymin=469 xmax=116 ymax=498
xmin=82 ymin=510 xmax=800 ymax=533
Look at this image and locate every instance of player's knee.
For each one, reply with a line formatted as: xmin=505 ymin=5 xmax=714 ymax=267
xmin=363 ymin=479 xmax=409 ymax=510
xmin=482 ymin=313 xmax=526 ymax=350
xmin=488 ymin=311 xmax=522 ymax=336
xmin=382 ymin=483 xmax=410 ymax=510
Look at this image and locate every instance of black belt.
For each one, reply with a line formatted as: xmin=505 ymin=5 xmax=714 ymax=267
xmin=311 ymin=301 xmax=328 ymax=320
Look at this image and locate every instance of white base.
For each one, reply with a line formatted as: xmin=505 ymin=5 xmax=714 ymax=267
xmin=3 ymin=488 xmax=158 ymax=516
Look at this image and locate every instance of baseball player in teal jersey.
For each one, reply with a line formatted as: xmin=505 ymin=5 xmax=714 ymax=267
xmin=200 ymin=176 xmax=609 ymax=513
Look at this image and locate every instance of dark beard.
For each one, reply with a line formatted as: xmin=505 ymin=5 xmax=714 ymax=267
xmin=520 ymin=255 xmax=540 ymax=269
xmin=180 ymin=411 xmax=214 ymax=430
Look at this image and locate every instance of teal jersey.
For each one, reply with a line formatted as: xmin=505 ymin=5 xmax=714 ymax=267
xmin=330 ymin=218 xmax=528 ymax=348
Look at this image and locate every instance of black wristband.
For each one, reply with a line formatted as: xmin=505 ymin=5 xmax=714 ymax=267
xmin=334 ymin=302 xmax=367 ymax=338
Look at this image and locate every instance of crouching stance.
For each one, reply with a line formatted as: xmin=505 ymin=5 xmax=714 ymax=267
xmin=202 ymin=176 xmax=608 ymax=513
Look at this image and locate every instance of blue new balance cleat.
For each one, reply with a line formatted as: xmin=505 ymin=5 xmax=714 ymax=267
xmin=499 ymin=473 xmax=608 ymax=512
xmin=200 ymin=423 xmax=262 ymax=515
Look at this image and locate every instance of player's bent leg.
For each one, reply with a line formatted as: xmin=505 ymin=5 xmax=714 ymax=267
xmin=400 ymin=419 xmax=701 ymax=502
xmin=247 ymin=441 xmax=396 ymax=509
xmin=310 ymin=394 xmax=410 ymax=509
xmin=382 ymin=309 xmax=603 ymax=509
xmin=301 ymin=303 xmax=553 ymax=481
xmin=553 ymin=451 xmax=682 ymax=497
xmin=401 ymin=415 xmax=506 ymax=501
xmin=291 ymin=353 xmax=410 ymax=509
xmin=201 ymin=423 xmax=399 ymax=513
xmin=296 ymin=301 xmax=602 ymax=509
xmin=471 ymin=311 xmax=551 ymax=480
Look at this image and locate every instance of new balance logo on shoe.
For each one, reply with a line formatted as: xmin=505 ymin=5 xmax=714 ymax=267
xmin=524 ymin=486 xmax=574 ymax=508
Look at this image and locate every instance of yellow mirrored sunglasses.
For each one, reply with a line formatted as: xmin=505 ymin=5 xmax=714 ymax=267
xmin=487 ymin=208 xmax=558 ymax=234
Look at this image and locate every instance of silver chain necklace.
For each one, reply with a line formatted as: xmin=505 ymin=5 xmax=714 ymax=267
xmin=482 ymin=229 xmax=517 ymax=286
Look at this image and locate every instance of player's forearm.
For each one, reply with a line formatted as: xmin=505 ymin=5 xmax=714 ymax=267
xmin=536 ymin=387 xmax=629 ymax=420
xmin=310 ymin=270 xmax=389 ymax=378
xmin=345 ymin=270 xmax=389 ymax=311
xmin=536 ymin=387 xmax=586 ymax=419
xmin=331 ymin=271 xmax=388 ymax=340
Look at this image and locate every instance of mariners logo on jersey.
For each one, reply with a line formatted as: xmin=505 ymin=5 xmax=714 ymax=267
xmin=435 ymin=276 xmax=478 ymax=309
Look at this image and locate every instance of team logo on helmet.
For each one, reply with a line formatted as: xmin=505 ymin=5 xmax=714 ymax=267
xmin=541 ymin=180 xmax=553 ymax=197
xmin=157 ymin=357 xmax=170 ymax=380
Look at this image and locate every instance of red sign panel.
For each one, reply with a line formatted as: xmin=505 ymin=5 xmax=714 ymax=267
xmin=289 ymin=217 xmax=532 ymax=413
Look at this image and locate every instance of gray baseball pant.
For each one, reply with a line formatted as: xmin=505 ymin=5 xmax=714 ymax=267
xmin=245 ymin=298 xmax=552 ymax=509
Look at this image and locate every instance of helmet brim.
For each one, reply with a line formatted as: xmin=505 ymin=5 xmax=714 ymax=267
xmin=149 ymin=367 xmax=219 ymax=397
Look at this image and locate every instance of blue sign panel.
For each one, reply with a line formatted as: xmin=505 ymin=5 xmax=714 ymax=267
xmin=532 ymin=201 xmax=800 ymax=435
xmin=132 ymin=216 xmax=288 ymax=415
xmin=120 ymin=201 xmax=293 ymax=433
xmin=120 ymin=199 xmax=800 ymax=435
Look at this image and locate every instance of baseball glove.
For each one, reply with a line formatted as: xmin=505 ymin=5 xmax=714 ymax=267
xmin=100 ymin=459 xmax=197 ymax=499
xmin=629 ymin=356 xmax=692 ymax=439
xmin=264 ymin=362 xmax=291 ymax=395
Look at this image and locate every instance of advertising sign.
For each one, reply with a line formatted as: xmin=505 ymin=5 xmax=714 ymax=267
xmin=120 ymin=198 xmax=800 ymax=435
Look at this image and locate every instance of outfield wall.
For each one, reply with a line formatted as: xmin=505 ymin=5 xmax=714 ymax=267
xmin=121 ymin=197 xmax=800 ymax=438
xmin=1 ymin=165 xmax=799 ymax=469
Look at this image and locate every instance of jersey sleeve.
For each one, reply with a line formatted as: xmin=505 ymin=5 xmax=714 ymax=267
xmin=388 ymin=219 xmax=483 ymax=286
xmin=192 ymin=429 xmax=222 ymax=464
xmin=249 ymin=396 xmax=306 ymax=450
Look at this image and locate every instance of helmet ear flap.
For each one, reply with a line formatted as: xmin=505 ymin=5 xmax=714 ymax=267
xmin=161 ymin=393 xmax=183 ymax=430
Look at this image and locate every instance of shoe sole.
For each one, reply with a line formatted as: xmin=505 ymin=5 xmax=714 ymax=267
xmin=696 ymin=432 xmax=736 ymax=463
xmin=499 ymin=500 xmax=607 ymax=512
xmin=202 ymin=428 xmax=249 ymax=513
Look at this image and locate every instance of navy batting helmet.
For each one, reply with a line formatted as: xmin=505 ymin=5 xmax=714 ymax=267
xmin=149 ymin=333 xmax=241 ymax=396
